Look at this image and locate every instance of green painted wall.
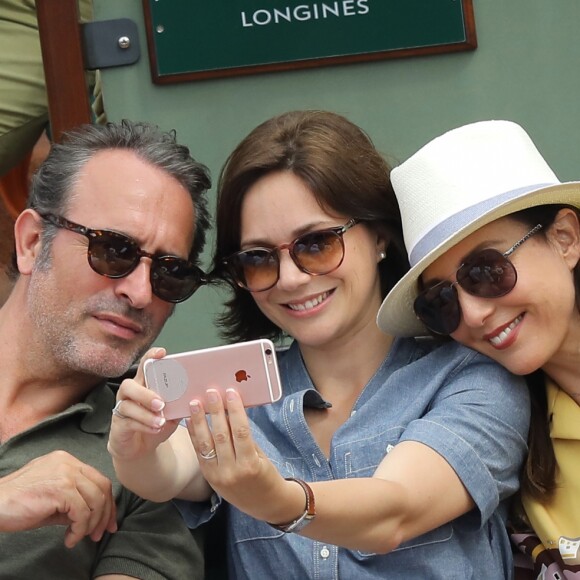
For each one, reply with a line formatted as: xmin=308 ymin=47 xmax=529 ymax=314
xmin=94 ymin=0 xmax=580 ymax=353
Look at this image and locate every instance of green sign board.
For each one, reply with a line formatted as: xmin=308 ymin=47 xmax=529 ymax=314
xmin=143 ymin=0 xmax=476 ymax=83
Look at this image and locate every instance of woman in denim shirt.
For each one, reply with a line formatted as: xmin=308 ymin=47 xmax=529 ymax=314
xmin=109 ymin=111 xmax=530 ymax=579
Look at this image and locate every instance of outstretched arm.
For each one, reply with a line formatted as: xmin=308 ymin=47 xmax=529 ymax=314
xmin=186 ymin=388 xmax=473 ymax=554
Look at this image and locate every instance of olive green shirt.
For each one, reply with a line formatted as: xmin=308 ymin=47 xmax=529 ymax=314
xmin=0 ymin=382 xmax=204 ymax=579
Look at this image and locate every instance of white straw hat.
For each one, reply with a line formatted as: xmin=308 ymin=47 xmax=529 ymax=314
xmin=377 ymin=119 xmax=580 ymax=337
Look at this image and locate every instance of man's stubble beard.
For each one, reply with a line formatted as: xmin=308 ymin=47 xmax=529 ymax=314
xmin=27 ymin=266 xmax=162 ymax=380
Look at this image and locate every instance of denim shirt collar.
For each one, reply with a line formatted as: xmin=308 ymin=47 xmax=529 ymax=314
xmin=278 ymin=338 xmax=423 ymax=411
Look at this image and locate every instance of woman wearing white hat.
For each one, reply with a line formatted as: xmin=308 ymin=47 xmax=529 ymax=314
xmin=378 ymin=119 xmax=580 ymax=578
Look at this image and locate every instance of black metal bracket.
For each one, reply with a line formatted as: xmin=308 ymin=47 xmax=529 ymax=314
xmin=82 ymin=18 xmax=140 ymax=70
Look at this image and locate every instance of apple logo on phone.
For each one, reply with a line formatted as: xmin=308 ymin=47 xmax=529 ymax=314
xmin=235 ymin=369 xmax=251 ymax=382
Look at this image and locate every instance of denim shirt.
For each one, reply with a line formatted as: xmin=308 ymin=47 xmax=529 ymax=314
xmin=177 ymin=337 xmax=530 ymax=579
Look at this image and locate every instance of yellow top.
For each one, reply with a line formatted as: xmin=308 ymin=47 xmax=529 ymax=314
xmin=523 ymin=380 xmax=580 ymax=566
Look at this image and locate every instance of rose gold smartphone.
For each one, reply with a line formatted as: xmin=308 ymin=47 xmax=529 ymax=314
xmin=143 ymin=339 xmax=282 ymax=419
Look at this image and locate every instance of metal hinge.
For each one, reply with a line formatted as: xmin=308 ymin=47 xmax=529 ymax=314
xmin=82 ymin=18 xmax=140 ymax=70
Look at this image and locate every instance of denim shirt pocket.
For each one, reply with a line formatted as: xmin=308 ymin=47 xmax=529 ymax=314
xmin=340 ymin=426 xmax=404 ymax=478
xmin=355 ymin=523 xmax=454 ymax=559
xmin=231 ymin=508 xmax=285 ymax=543
xmin=340 ymin=427 xmax=454 ymax=559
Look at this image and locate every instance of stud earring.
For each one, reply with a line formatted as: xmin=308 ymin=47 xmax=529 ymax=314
xmin=379 ymin=251 xmax=386 ymax=261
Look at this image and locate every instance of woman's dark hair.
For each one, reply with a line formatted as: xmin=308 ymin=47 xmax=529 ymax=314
xmin=211 ymin=110 xmax=409 ymax=344
xmin=510 ymin=204 xmax=580 ymax=500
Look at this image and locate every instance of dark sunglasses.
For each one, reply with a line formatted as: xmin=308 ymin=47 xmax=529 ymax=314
xmin=223 ymin=219 xmax=359 ymax=292
xmin=413 ymin=224 xmax=543 ymax=335
xmin=39 ymin=212 xmax=207 ymax=303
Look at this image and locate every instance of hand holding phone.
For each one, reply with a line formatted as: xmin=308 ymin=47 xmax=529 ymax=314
xmin=143 ymin=339 xmax=282 ymax=419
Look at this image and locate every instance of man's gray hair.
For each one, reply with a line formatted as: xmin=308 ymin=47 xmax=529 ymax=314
xmin=11 ymin=120 xmax=212 ymax=277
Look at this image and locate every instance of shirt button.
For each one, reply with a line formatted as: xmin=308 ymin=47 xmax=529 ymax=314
xmin=320 ymin=546 xmax=330 ymax=559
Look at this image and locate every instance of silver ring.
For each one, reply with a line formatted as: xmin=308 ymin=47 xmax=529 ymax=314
xmin=199 ymin=448 xmax=217 ymax=460
xmin=112 ymin=399 xmax=127 ymax=419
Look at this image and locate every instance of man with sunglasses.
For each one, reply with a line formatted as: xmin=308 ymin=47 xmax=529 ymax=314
xmin=0 ymin=120 xmax=211 ymax=578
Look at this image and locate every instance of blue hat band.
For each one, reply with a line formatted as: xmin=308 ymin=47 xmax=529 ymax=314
xmin=409 ymin=182 xmax=556 ymax=267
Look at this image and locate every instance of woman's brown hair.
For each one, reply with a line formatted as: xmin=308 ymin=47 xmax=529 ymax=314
xmin=211 ymin=110 xmax=409 ymax=344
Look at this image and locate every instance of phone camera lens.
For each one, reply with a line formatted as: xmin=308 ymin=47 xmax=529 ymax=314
xmin=265 ymin=348 xmax=272 ymax=355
